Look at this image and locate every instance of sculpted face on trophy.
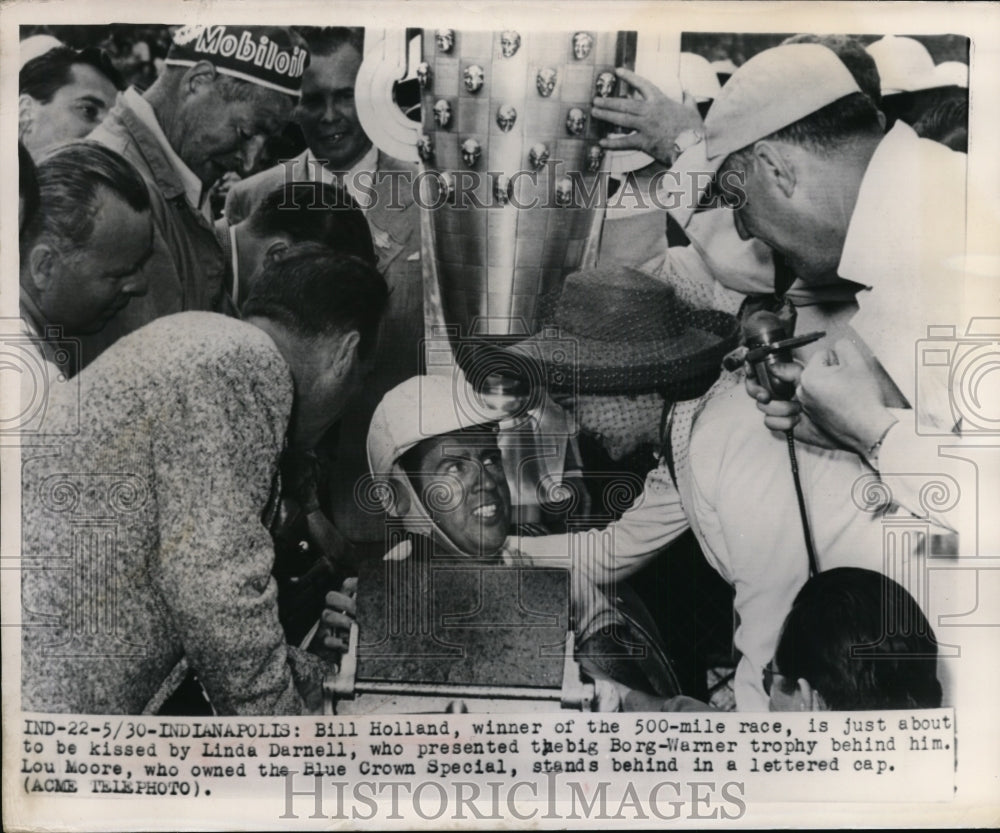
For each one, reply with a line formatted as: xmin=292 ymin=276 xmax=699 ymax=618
xmin=461 ymin=138 xmax=482 ymax=167
xmin=566 ymin=107 xmax=586 ymax=136
xmin=439 ymin=171 xmax=456 ymax=204
xmin=536 ymin=67 xmax=558 ymax=98
xmin=463 ymin=64 xmax=485 ymax=94
xmin=555 ymin=176 xmax=574 ymax=207
xmin=416 ymin=62 xmax=431 ymax=89
xmin=595 ymin=70 xmax=617 ymax=98
xmin=436 ymin=29 xmax=455 ymax=53
xmin=500 ymin=31 xmax=521 ymax=58
xmin=433 ymin=99 xmax=452 ymax=128
xmin=496 ymin=104 xmax=517 ymax=132
xmin=416 ymin=132 xmax=434 ymax=162
xmin=494 ymin=174 xmax=513 ymax=205
xmin=528 ymin=142 xmax=550 ymax=170
xmin=572 ymin=32 xmax=594 ymax=60
xmin=586 ymin=144 xmax=605 ymax=172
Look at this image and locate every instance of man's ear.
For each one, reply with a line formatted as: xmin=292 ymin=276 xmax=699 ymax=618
xmin=797 ymin=678 xmax=828 ymax=711
xmin=752 ymin=139 xmax=797 ymax=198
xmin=27 ymin=243 xmax=58 ymax=294
xmin=19 ymin=94 xmax=37 ymax=139
xmin=330 ymin=329 xmax=361 ymax=376
xmin=182 ymin=60 xmax=219 ymax=98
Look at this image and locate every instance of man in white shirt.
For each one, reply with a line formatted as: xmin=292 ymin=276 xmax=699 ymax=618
xmin=666 ymin=43 xmax=974 ymax=708
xmin=518 ymin=44 xmax=971 ymax=711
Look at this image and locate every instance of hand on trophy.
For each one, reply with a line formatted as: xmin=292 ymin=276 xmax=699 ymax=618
xmin=591 ymin=67 xmax=703 ymax=164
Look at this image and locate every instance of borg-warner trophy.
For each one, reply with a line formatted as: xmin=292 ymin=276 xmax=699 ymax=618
xmin=326 ymin=29 xmax=666 ymax=714
xmin=415 ymin=28 xmax=640 ymax=349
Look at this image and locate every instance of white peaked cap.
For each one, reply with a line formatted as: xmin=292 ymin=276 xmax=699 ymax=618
xmin=866 ymin=35 xmax=938 ymax=94
xmin=933 ymin=61 xmax=969 ymax=89
xmin=679 ymin=52 xmax=722 ymax=102
xmin=20 ymin=35 xmax=65 ymax=67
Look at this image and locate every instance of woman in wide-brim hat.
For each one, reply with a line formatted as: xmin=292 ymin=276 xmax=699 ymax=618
xmin=511 ymin=265 xmax=739 ymax=402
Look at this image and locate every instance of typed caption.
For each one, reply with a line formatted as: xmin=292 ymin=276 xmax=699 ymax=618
xmin=17 ymin=708 xmax=955 ymax=817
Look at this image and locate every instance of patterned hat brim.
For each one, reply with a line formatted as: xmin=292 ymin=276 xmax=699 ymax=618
xmin=511 ymin=308 xmax=739 ymax=396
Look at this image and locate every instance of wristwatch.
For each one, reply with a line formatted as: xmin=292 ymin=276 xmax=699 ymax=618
xmin=672 ymin=128 xmax=705 ymax=158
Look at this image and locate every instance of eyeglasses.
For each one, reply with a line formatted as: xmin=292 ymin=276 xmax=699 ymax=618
xmin=762 ymin=661 xmax=781 ymax=696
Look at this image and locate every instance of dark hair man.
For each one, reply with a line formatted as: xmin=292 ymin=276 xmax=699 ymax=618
xmin=21 ymin=243 xmax=389 ymax=716
xmin=81 ymin=25 xmax=310 ymax=368
xmin=224 ymin=26 xmax=423 ymax=543
xmin=912 ymin=91 xmax=968 ymax=152
xmin=19 ymin=141 xmax=153 ymax=374
xmin=19 ymin=45 xmax=125 ymax=157
xmin=217 ymin=181 xmax=376 ymax=307
xmin=617 ymin=566 xmax=942 ymax=713
xmin=767 ymin=567 xmax=942 ymax=711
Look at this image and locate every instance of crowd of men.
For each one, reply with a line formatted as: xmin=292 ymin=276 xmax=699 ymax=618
xmin=18 ymin=25 xmax=973 ymax=716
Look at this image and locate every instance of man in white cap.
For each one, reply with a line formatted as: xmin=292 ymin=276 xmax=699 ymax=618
xmin=865 ymin=35 xmax=969 ymax=131
xmin=666 ymin=42 xmax=965 ymax=429
xmin=865 ymin=35 xmax=938 ymax=97
xmin=598 ymin=36 xmax=886 ymax=314
xmin=80 ymin=25 xmax=309 ymax=367
xmin=666 ymin=42 xmax=969 ymax=708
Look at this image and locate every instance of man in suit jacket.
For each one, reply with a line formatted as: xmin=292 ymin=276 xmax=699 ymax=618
xmin=226 ymin=27 xmax=422 ymax=543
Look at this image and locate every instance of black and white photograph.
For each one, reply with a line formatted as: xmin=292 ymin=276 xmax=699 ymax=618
xmin=2 ymin=0 xmax=998 ymax=828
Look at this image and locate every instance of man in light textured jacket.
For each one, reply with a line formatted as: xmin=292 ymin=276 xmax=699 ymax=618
xmin=21 ymin=244 xmax=387 ymax=715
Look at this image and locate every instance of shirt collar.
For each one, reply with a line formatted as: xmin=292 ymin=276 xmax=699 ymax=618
xmin=229 ymin=223 xmax=241 ymax=306
xmin=838 ymin=121 xmax=917 ymax=288
xmin=304 ymin=144 xmax=379 ymax=209
xmin=123 ymin=87 xmax=204 ymax=213
xmin=19 ymin=286 xmax=47 ymax=337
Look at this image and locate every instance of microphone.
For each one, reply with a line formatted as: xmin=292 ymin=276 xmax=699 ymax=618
xmin=741 ymin=310 xmax=825 ymax=400
xmin=739 ymin=310 xmax=827 ymax=577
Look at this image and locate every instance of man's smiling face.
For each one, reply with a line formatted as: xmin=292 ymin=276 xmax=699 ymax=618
xmin=294 ymin=44 xmax=372 ymax=171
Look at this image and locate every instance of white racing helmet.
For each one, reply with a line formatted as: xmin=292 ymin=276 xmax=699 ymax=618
xmin=366 ymin=373 xmax=509 ymax=555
